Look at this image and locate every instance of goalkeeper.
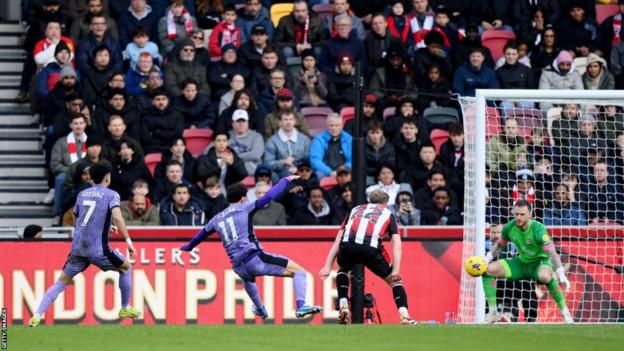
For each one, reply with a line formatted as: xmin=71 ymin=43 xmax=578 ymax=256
xmin=482 ymin=200 xmax=573 ymax=323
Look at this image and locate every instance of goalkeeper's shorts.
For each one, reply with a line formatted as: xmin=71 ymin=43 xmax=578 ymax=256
xmin=499 ymin=256 xmax=553 ymax=281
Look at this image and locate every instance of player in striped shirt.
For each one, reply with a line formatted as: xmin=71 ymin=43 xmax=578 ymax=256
xmin=319 ymin=189 xmax=417 ymax=324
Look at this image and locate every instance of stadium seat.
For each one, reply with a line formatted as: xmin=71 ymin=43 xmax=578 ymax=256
xmin=429 ymin=129 xmax=450 ymax=154
xmin=546 ymin=107 xmax=562 ymax=146
xmin=302 ymin=107 xmax=332 ymax=135
xmin=486 ymin=107 xmax=502 ymax=140
xmin=383 ymin=106 xmax=396 ymax=120
xmin=340 ymin=106 xmax=355 ymax=125
xmin=270 ymin=3 xmax=294 ymax=27
xmin=183 ymin=128 xmax=213 ymax=157
xmin=312 ymin=4 xmax=333 ymax=20
xmin=320 ymin=176 xmax=338 ymax=190
xmin=596 ymin=4 xmax=619 ymax=24
xmin=574 ymin=56 xmax=588 ymax=76
xmin=423 ymin=106 xmax=460 ymax=130
xmin=144 ymin=153 xmax=162 ymax=177
xmin=242 ymin=176 xmax=256 ymax=188
xmin=287 ymin=56 xmax=302 ymax=77
xmin=508 ymin=108 xmax=542 ymax=139
xmin=481 ymin=30 xmax=516 ymax=61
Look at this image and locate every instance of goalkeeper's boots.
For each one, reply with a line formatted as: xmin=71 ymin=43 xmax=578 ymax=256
xmin=400 ymin=316 xmax=418 ymax=325
xmin=562 ymin=308 xmax=574 ymax=324
xmin=338 ymin=306 xmax=350 ymax=325
xmin=295 ymin=305 xmax=322 ymax=318
xmin=118 ymin=306 xmax=142 ymax=319
xmin=252 ymin=305 xmax=269 ymax=320
xmin=28 ymin=316 xmax=41 ymax=328
xmin=484 ymin=311 xmax=501 ymax=324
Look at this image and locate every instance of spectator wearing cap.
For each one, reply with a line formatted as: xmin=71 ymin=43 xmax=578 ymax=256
xmin=164 ymin=39 xmax=211 ymax=97
xmin=293 ymin=49 xmax=328 ymax=108
xmin=93 ymin=88 xmax=140 ymax=140
xmin=257 ymin=69 xmax=297 ymax=119
xmin=123 ymin=25 xmax=162 ymax=71
xmin=364 ymin=12 xmax=403 ymax=71
xmin=326 ymin=165 xmax=352 ymax=205
xmin=263 ymin=92 xmax=311 ymax=140
xmin=538 ymin=50 xmax=584 ymax=108
xmin=310 ymin=113 xmax=353 ymax=178
xmin=252 ymin=180 xmax=288 ymax=225
xmin=208 ymin=44 xmax=251 ymax=101
xmin=250 ymin=47 xmax=291 ymax=96
xmin=284 ymin=160 xmax=321 ymax=212
xmin=122 ymin=193 xmax=161 ymax=225
xmin=559 ymin=1 xmax=600 ymax=58
xmin=288 ymin=185 xmax=335 ymax=225
xmin=369 ymin=41 xmax=417 ymax=106
xmin=263 ymin=111 xmax=311 ymax=180
xmin=81 ymin=45 xmax=117 ymax=107
xmin=50 ymin=114 xmax=88 ymax=216
xmin=160 ymin=184 xmax=206 ymax=226
xmin=42 ymin=65 xmax=81 ymax=128
xmin=343 ymin=94 xmax=382 ymax=137
xmin=76 ymin=13 xmax=123 ymax=76
xmin=111 ymin=137 xmax=152 ymax=200
xmin=239 ymin=24 xmax=271 ymax=70
xmin=235 ymin=0 xmax=274 ymax=43
xmin=141 ymin=88 xmax=184 ymax=154
xmin=452 ymin=47 xmax=499 ymax=97
xmin=23 ymin=225 xmax=43 ymax=240
xmin=173 ymin=78 xmax=215 ymax=129
xmin=208 ymin=5 xmax=240 ymax=59
xmin=326 ymin=54 xmax=356 ymax=111
xmin=118 ymin=0 xmax=159 ymax=48
xmin=70 ymin=0 xmax=119 ymax=44
xmin=195 ymin=131 xmax=248 ymax=188
xmin=125 ymin=52 xmax=158 ymax=95
xmin=323 ymin=0 xmax=366 ymax=41
xmin=245 ymin=165 xmax=273 ymax=202
xmin=157 ymin=0 xmax=198 ymax=55
xmin=413 ymin=30 xmax=453 ymax=82
xmin=274 ymin=0 xmax=326 ymax=60
xmin=318 ymin=14 xmax=365 ymax=75
xmin=229 ymin=109 xmax=265 ymax=175
xmin=35 ymin=40 xmax=74 ymax=102
xmin=582 ymin=53 xmax=615 ymax=90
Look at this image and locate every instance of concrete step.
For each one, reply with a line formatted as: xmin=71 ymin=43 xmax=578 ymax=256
xmin=0 ymin=154 xmax=45 ymax=163
xmin=0 ymin=140 xmax=41 ymax=152
xmin=0 ymin=187 xmax=49 ymax=203
xmin=0 ymin=104 xmax=30 ymax=114
xmin=0 ymin=60 xmax=23 ymax=72
xmin=0 ymin=87 xmax=20 ymax=98
xmin=0 ymin=202 xmax=52 ymax=212
xmin=0 ymin=115 xmax=37 ymax=125
xmin=0 ymin=23 xmax=25 ymax=33
xmin=0 ymin=123 xmax=41 ymax=132
xmin=0 ymin=176 xmax=47 ymax=187
xmin=0 ymin=216 xmax=55 ymax=227
xmin=0 ymin=163 xmax=45 ymax=177
xmin=0 ymin=35 xmax=21 ymax=46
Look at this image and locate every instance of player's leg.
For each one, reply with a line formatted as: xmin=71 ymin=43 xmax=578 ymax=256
xmin=94 ymin=252 xmax=142 ymax=319
xmin=535 ymin=264 xmax=572 ymax=323
xmin=29 ymin=255 xmax=87 ymax=327
xmin=233 ymin=261 xmax=268 ymax=319
xmin=483 ymin=258 xmax=527 ymax=323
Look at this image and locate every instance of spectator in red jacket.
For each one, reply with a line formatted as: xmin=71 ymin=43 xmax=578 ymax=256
xmin=208 ymin=5 xmax=241 ymax=58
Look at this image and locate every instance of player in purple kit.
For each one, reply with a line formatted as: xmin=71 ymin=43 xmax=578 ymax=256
xmin=181 ymin=175 xmax=322 ymax=319
xmin=29 ymin=161 xmax=142 ymax=327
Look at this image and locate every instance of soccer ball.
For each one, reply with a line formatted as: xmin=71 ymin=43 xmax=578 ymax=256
xmin=464 ymin=256 xmax=487 ymax=277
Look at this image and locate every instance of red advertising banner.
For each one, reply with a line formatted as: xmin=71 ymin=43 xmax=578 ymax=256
xmin=0 ymin=240 xmax=463 ymax=325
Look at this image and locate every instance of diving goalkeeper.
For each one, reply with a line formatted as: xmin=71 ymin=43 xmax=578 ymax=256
xmin=482 ymin=200 xmax=573 ymax=323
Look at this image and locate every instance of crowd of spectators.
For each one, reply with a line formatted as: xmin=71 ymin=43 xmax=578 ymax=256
xmin=17 ymin=0 xmax=624 ymax=227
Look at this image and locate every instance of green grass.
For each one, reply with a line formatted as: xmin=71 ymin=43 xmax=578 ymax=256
xmin=7 ymin=324 xmax=624 ymax=351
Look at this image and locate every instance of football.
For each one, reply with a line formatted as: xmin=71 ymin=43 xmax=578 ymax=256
xmin=464 ymin=256 xmax=488 ymax=277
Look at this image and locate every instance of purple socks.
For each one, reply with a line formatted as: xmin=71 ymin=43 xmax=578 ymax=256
xmin=119 ymin=267 xmax=132 ymax=308
xmin=35 ymin=280 xmax=67 ymax=316
xmin=294 ymin=271 xmax=306 ymax=309
xmin=244 ymin=280 xmax=265 ymax=311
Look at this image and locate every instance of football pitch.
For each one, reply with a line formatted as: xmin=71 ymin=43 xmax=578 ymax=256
xmin=7 ymin=324 xmax=624 ymax=351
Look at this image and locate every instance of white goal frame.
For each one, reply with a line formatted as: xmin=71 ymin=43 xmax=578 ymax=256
xmin=469 ymin=89 xmax=624 ymax=323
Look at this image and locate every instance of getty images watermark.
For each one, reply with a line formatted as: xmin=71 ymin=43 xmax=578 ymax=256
xmin=1 ymin=308 xmax=6 ymax=349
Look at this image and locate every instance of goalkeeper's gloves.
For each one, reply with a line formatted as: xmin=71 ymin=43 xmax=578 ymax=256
xmin=556 ymin=267 xmax=571 ymax=292
xmin=485 ymin=252 xmax=493 ymax=264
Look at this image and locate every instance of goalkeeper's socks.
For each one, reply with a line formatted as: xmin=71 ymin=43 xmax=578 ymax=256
xmin=482 ymin=274 xmax=498 ymax=312
xmin=546 ymin=278 xmax=567 ymax=310
xmin=36 ymin=280 xmax=67 ymax=316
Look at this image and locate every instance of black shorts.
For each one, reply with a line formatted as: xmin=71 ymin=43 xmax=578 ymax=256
xmin=337 ymin=242 xmax=392 ymax=279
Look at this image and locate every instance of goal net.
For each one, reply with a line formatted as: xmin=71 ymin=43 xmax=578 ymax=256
xmin=458 ymin=90 xmax=624 ymax=323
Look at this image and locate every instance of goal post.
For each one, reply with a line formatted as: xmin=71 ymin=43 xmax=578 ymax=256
xmin=459 ymin=89 xmax=624 ymax=324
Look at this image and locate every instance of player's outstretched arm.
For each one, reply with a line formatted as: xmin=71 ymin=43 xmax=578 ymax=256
xmin=181 ymin=225 xmax=216 ymax=251
xmin=485 ymin=241 xmax=505 ymax=264
xmin=255 ymin=175 xmax=299 ymax=208
xmin=111 ymin=207 xmax=136 ymax=259
xmin=546 ymin=245 xmax=570 ymax=292
xmin=390 ymin=233 xmax=402 ymax=281
xmin=319 ymin=229 xmax=344 ymax=280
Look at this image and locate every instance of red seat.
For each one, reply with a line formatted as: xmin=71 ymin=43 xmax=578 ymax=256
xmin=302 ymin=106 xmax=332 ymax=135
xmin=596 ymin=4 xmax=619 ymax=24
xmin=340 ymin=106 xmax=355 ymax=126
xmin=320 ymin=176 xmax=338 ymax=190
xmin=429 ymin=129 xmax=450 ymax=154
xmin=144 ymin=153 xmax=162 ymax=177
xmin=312 ymin=4 xmax=333 ymax=19
xmin=486 ymin=107 xmax=502 ymax=140
xmin=481 ymin=30 xmax=516 ymax=61
xmin=183 ymin=128 xmax=213 ymax=157
xmin=508 ymin=108 xmax=542 ymax=139
xmin=383 ymin=106 xmax=396 ymax=120
xmin=242 ymin=176 xmax=256 ymax=188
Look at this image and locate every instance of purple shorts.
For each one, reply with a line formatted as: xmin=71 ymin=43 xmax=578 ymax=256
xmin=63 ymin=250 xmax=126 ymax=276
xmin=233 ymin=251 xmax=289 ymax=282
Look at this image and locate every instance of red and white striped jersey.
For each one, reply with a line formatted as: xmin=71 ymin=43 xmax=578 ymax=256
xmin=341 ymin=203 xmax=399 ymax=248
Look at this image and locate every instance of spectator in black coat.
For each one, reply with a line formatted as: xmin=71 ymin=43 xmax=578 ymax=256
xmin=42 ymin=67 xmax=80 ymax=128
xmin=369 ymin=41 xmax=417 ymax=108
xmin=421 ymin=187 xmax=462 ymax=225
xmin=193 ymin=176 xmax=229 ymax=219
xmin=559 ymin=3 xmax=601 ymax=57
xmin=152 ymin=159 xmax=188 ymax=203
xmin=93 ymin=88 xmax=140 ymax=139
xmin=405 ymin=142 xmax=447 ymax=190
xmin=467 ymin=0 xmax=514 ymax=33
xmin=279 ymin=159 xmax=319 ymax=215
xmin=160 ymin=184 xmax=206 ymax=226
xmin=140 ymin=89 xmax=184 ymax=153
xmin=110 ymin=137 xmax=152 ymax=200
xmin=118 ymin=0 xmax=159 ymax=48
xmin=75 ymin=13 xmax=123 ymax=76
xmin=326 ymin=54 xmax=356 ymax=111
xmin=288 ymin=186 xmax=335 ymax=225
xmin=512 ymin=0 xmax=561 ymax=42
xmin=416 ymin=64 xmax=453 ymax=111
xmin=250 ymin=47 xmax=290 ymax=95
xmin=331 ymin=181 xmax=355 ymax=225
xmin=451 ymin=23 xmax=495 ymax=70
xmin=413 ymin=30 xmax=454 ymax=81
xmin=496 ymin=42 xmax=536 ymax=115
xmin=214 ymin=89 xmax=262 ymax=133
xmin=194 ymin=131 xmax=247 ymax=186
xmin=238 ymin=24 xmax=271 ymax=71
xmin=439 ymin=122 xmax=465 ymax=210
xmin=343 ymin=94 xmax=382 ymax=137
xmin=394 ymin=118 xmax=425 ymax=181
xmin=600 ymin=2 xmax=624 ymax=58
xmin=82 ymin=45 xmax=116 ymax=107
xmin=384 ymin=98 xmax=429 ymax=142
xmin=364 ymin=13 xmax=403 ymax=71
xmin=208 ymin=44 xmax=251 ymax=101
xmin=365 ymin=120 xmax=396 ymax=179
xmin=101 ymin=114 xmax=143 ymax=162
xmin=154 ymin=138 xmax=196 ymax=184
xmin=318 ymin=14 xmax=365 ymax=74
xmin=559 ymin=0 xmax=596 ymax=20
xmin=530 ymin=27 xmax=561 ymax=78
xmin=172 ymin=78 xmax=214 ymax=129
